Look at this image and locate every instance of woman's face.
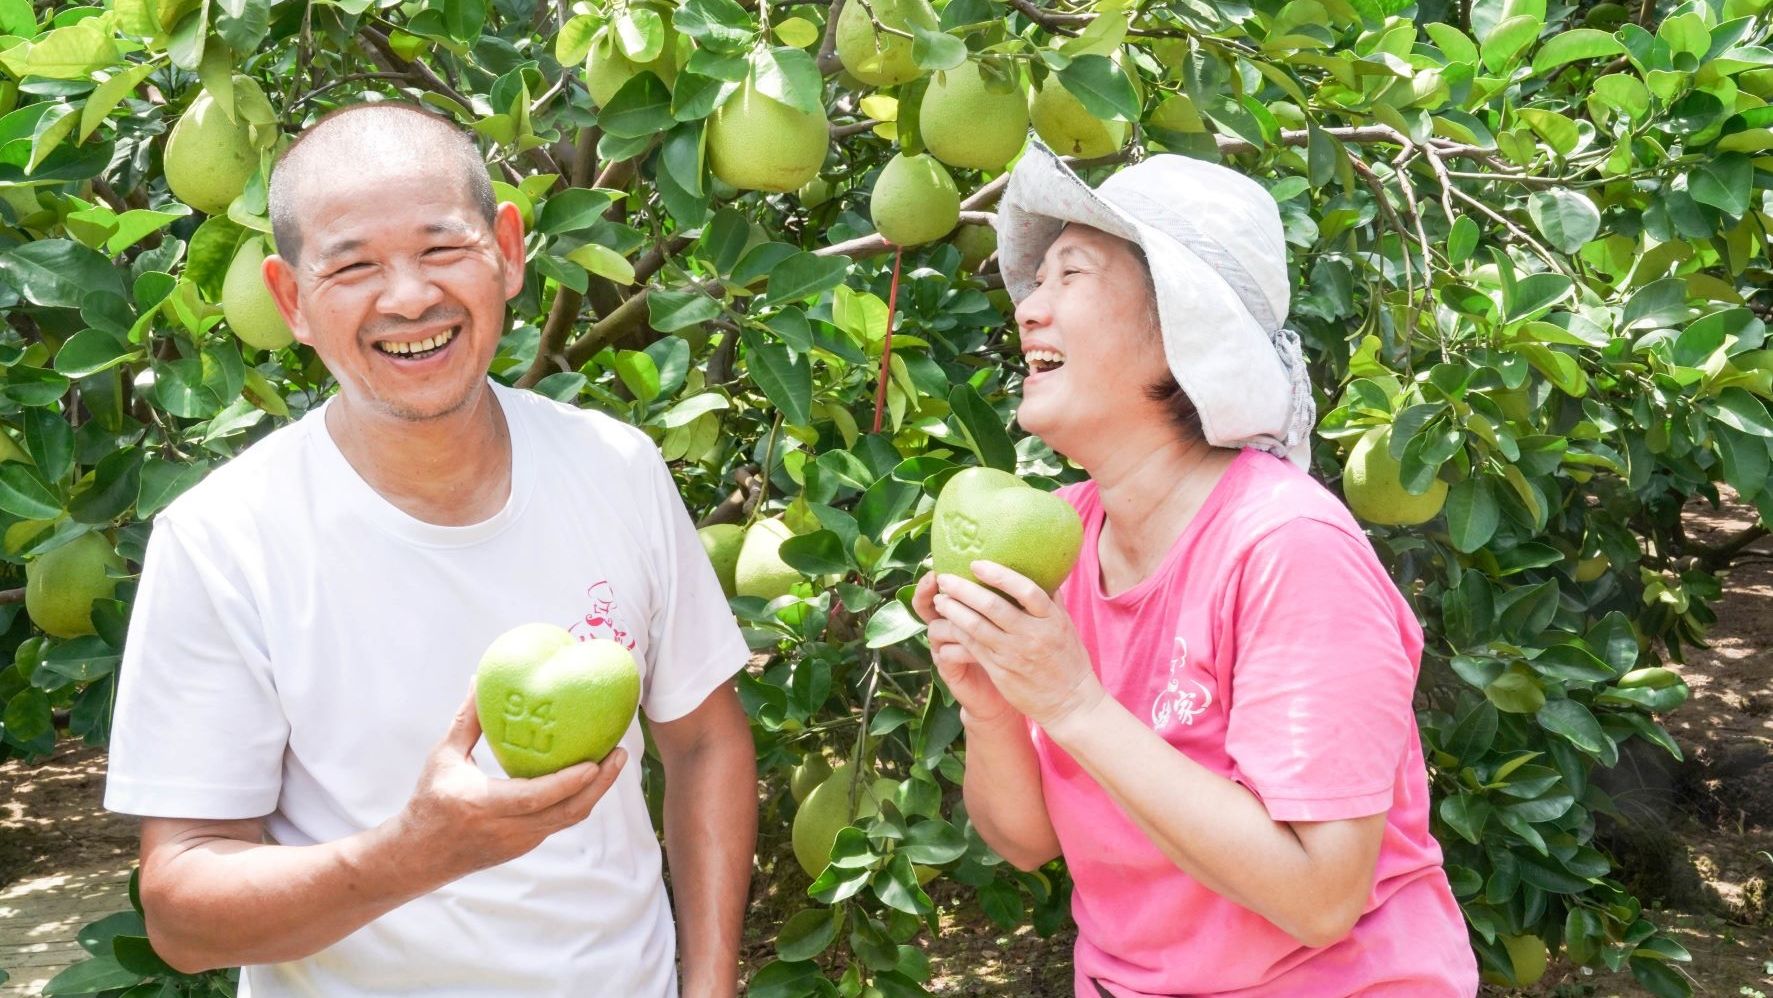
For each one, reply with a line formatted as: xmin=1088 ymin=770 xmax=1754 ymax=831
xmin=1013 ymin=224 xmax=1173 ymax=451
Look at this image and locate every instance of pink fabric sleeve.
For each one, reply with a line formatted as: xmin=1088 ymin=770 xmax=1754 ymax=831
xmin=1222 ymin=517 xmax=1419 ymax=822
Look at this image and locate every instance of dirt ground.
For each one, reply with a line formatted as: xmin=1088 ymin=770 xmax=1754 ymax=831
xmin=3 ymin=497 xmax=1770 ymax=996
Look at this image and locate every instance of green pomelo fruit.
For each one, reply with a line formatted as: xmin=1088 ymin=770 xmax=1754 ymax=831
xmin=1148 ymin=93 xmax=1205 ymax=133
xmin=25 ymin=532 xmax=123 ymax=639
xmin=735 ymin=517 xmax=802 ymax=600
xmin=1479 ymin=933 xmax=1549 ymax=987
xmin=1342 ymin=426 xmax=1449 ymax=526
xmin=789 ymin=752 xmax=833 ymax=803
xmin=798 ymin=175 xmax=834 ymax=208
xmin=222 ymin=240 xmax=294 ymax=351
xmin=474 ymin=623 xmax=641 ymax=779
xmin=920 ymin=60 xmax=1029 ymax=171
xmin=1030 ymin=79 xmax=1130 ymax=158
xmin=1573 ymin=551 xmax=1610 ymax=582
xmin=870 ymin=153 xmax=959 ymax=247
xmin=697 ymin=523 xmax=744 ymax=598
xmin=792 ymin=764 xmax=901 ymax=877
xmin=836 ymin=0 xmax=938 ymax=86
xmin=164 ymin=89 xmax=258 ymax=215
xmin=707 ymin=79 xmax=829 ymax=193
xmin=953 ymin=223 xmax=997 ymax=271
xmin=932 ymin=467 xmax=1084 ymax=594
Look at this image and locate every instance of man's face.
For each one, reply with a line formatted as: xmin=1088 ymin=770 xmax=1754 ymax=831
xmin=264 ymin=162 xmax=525 ymax=423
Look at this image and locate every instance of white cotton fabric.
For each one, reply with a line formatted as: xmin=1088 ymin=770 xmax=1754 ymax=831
xmin=104 ymin=381 xmax=749 ymax=997
xmin=996 ymin=139 xmax=1317 ymax=467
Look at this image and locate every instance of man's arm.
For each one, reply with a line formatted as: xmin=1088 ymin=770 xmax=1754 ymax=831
xmin=652 ymin=683 xmax=756 ymax=998
xmin=138 ymin=693 xmax=625 ymax=973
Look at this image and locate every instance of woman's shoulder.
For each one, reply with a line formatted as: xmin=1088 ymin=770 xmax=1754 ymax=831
xmin=1211 ymin=448 xmax=1370 ymax=554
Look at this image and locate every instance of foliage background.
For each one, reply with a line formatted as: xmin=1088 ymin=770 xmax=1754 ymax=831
xmin=4 ymin=0 xmax=1773 ymax=993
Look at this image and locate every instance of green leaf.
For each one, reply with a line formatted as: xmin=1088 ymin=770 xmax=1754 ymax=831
xmin=1447 ymin=215 xmax=1480 ymax=265
xmin=948 ymin=384 xmax=1016 ymax=471
xmin=26 ymin=103 xmax=78 ymax=176
xmin=21 ymin=407 xmax=72 ymax=483
xmin=911 ymin=26 xmax=967 ymax=71
xmin=780 ymin=530 xmax=849 ymax=575
xmin=565 ymin=243 xmax=635 ymax=285
xmin=1711 ymin=387 xmax=1773 ymax=436
xmin=1438 ymin=793 xmax=1490 ymax=843
xmin=1486 ymin=667 xmax=1547 ymax=713
xmin=741 ymin=327 xmax=813 ymax=426
xmin=556 ymin=14 xmax=601 ymax=64
xmin=537 ymin=188 xmax=615 ymax=235
xmin=1531 ymin=28 xmax=1625 ymax=73
xmin=647 ymin=288 xmax=723 ymax=332
xmin=1688 ymin=153 xmax=1753 ymax=216
xmin=54 ymin=328 xmax=142 ymax=379
xmin=1055 ymin=53 xmax=1140 ymax=122
xmin=775 ymin=908 xmax=841 ymax=963
xmin=0 ymin=464 xmax=64 ymax=519
xmin=1480 ymin=14 xmax=1542 ymax=73
xmin=900 ymin=818 xmax=967 ymax=864
xmin=751 ymin=46 xmax=824 ymax=116
xmin=1445 ymin=477 xmax=1499 ymax=552
xmin=136 ymin=457 xmax=208 ymax=517
xmin=0 ymin=16 xmax=120 ymax=80
xmin=762 ymin=252 xmax=850 ymax=304
xmin=1537 ymin=698 xmax=1607 ymax=755
xmin=675 ymin=0 xmax=754 ymax=52
xmin=0 ymin=0 xmax=34 ymax=37
xmin=747 ymin=960 xmax=823 ymax=998
xmin=1507 ymin=273 xmax=1574 ymax=321
xmin=0 ymin=239 xmax=124 ymax=308
xmin=598 ymin=72 xmax=676 ymax=138
xmin=185 ymin=216 xmax=250 ymax=300
xmin=614 ymin=6 xmax=665 ymax=61
xmin=214 ymin=0 xmax=269 ymax=53
xmin=613 ymin=350 xmax=661 ymax=403
xmin=41 ymin=954 xmax=144 ymax=995
xmin=1528 ymin=189 xmax=1600 ymax=253
xmin=865 ymin=599 xmax=925 ymax=647
xmin=81 ymin=60 xmax=160 ymax=142
xmin=1592 ymin=73 xmax=1649 ymax=120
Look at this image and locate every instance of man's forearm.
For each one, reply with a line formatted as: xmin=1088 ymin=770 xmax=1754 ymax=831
xmin=662 ymin=732 xmax=756 ymax=997
xmin=141 ymin=820 xmax=441 ymax=973
xmin=959 ymin=711 xmax=1062 ymax=871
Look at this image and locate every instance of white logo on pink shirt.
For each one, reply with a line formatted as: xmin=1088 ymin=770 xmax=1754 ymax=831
xmin=1152 ymin=635 xmax=1213 ymax=730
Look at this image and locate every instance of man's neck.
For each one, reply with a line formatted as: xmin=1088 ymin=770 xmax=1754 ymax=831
xmin=326 ymin=384 xmax=513 ymax=527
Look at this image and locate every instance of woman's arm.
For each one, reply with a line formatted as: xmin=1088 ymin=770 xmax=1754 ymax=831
xmin=914 ymin=574 xmax=1061 ymax=870
xmin=1041 ymin=687 xmax=1385 ymax=946
xmin=934 ymin=563 xmax=1387 ymax=948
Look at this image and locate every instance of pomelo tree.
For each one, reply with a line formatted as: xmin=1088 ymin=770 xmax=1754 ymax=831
xmin=1 ymin=0 xmax=1769 ymax=994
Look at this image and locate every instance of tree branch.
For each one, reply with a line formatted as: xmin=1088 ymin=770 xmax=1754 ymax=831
xmin=0 ymin=587 xmax=23 ymax=605
xmin=831 ymin=118 xmax=881 ymax=138
xmin=817 ymin=0 xmax=847 ymax=75
xmin=1008 ymin=0 xmax=1084 ymax=34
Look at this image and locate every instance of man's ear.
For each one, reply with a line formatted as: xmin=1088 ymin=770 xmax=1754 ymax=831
xmin=262 ymin=253 xmax=312 ymax=347
xmin=494 ymin=201 xmax=526 ymax=302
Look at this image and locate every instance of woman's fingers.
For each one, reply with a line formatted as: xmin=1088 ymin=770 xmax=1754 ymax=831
xmin=935 ymin=572 xmax=1023 ymax=631
xmin=932 ymin=590 xmax=1001 ymax=650
xmin=911 ymin=572 xmax=942 ymax=624
xmin=969 ymin=561 xmax=1052 ymax=618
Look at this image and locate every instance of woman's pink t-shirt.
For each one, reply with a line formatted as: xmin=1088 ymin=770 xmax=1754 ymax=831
xmin=1035 ymin=448 xmax=1478 ymax=997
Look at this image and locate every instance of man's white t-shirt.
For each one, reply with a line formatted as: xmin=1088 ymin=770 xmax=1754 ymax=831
xmin=104 ymin=381 xmax=750 ymax=997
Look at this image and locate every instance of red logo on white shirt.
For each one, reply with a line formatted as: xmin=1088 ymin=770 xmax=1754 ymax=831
xmin=568 ymin=579 xmax=638 ymax=650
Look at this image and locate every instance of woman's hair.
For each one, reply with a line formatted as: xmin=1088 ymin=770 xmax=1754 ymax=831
xmin=1128 ymin=245 xmax=1203 ymax=440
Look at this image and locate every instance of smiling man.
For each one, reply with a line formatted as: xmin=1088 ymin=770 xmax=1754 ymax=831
xmin=102 ymin=103 xmax=757 ymax=997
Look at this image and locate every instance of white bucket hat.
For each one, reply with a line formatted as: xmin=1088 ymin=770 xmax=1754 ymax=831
xmin=997 ymin=139 xmax=1316 ymax=468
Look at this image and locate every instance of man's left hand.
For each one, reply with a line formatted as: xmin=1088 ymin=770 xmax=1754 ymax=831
xmin=932 ymin=562 xmax=1105 ymax=730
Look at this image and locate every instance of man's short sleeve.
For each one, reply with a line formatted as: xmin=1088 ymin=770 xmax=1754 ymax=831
xmin=1221 ymin=517 xmax=1419 ymax=822
xmin=636 ymin=455 xmax=750 ymax=722
xmin=104 ymin=515 xmax=288 ymax=819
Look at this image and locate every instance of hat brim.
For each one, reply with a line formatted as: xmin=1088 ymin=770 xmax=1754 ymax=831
xmin=996 ymin=140 xmax=1298 ymax=461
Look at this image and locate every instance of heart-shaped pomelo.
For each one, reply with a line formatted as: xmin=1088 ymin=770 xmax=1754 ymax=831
xmin=474 ymin=623 xmax=640 ymax=779
xmin=931 ymin=467 xmax=1084 ymax=594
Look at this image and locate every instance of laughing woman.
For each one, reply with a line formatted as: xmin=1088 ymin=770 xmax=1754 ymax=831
xmin=913 ymin=143 xmax=1479 ymax=997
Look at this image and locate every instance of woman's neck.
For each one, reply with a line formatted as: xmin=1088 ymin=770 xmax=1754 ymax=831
xmin=1085 ymin=431 xmax=1240 ymax=594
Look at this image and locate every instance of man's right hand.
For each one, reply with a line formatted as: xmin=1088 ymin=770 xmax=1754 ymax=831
xmin=388 ymin=689 xmax=627 ymax=883
xmin=913 ymin=572 xmax=1018 ymax=730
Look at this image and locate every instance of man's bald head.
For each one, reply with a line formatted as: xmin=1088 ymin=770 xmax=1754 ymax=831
xmin=269 ymin=102 xmax=495 ymax=265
